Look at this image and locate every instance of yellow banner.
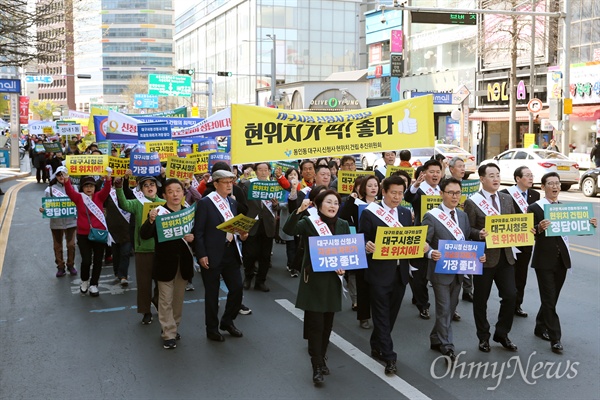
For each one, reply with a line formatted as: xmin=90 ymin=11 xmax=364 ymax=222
xmin=420 ymin=195 xmax=443 ymax=221
xmin=108 ymin=156 xmax=130 ymax=177
xmin=165 ymin=156 xmax=196 ymax=180
xmin=386 ymin=165 xmax=415 ymax=178
xmin=523 ymin=133 xmax=535 ymax=148
xmin=88 ymin=106 xmax=110 ymax=132
xmin=216 ymin=213 xmax=258 ymax=234
xmin=186 ymin=151 xmax=214 ymax=174
xmin=142 ymin=202 xmax=163 ymax=224
xmin=65 ymin=155 xmax=109 ymax=176
xmin=145 ymin=140 xmax=178 ymax=161
xmin=230 ymin=96 xmax=435 ymax=164
xmin=337 ymin=170 xmax=373 ymax=194
xmin=484 ymin=213 xmax=534 ymax=248
xmin=373 ymin=226 xmax=428 ymax=260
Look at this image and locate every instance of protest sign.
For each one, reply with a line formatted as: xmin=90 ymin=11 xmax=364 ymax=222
xmin=247 ymin=180 xmax=287 ymax=201
xmin=155 ymin=204 xmax=196 ymax=242
xmin=186 ymin=151 xmax=214 ymax=174
xmin=42 ymin=142 xmax=62 ymax=153
xmin=485 ymin=213 xmax=534 ymax=248
xmin=386 ymin=165 xmax=415 ymax=178
xmin=142 ymin=201 xmax=163 ymax=224
xmin=215 ymin=214 xmax=258 ymax=234
xmin=208 ymin=152 xmax=231 ymax=170
xmin=434 ymin=240 xmax=485 ymax=275
xmin=420 ymin=195 xmax=443 ymax=221
xmin=108 ymin=156 xmax=130 ymax=177
xmin=138 ymin=123 xmax=172 ymax=141
xmin=544 ymin=202 xmax=596 ymax=237
xmin=65 ymin=154 xmax=109 ymax=176
xmin=308 ymin=234 xmax=368 ymax=272
xmin=165 ymin=156 xmax=196 ymax=180
xmin=144 ymin=140 xmax=177 ymax=161
xmin=373 ymin=226 xmax=428 ymax=260
xmin=337 ymin=170 xmax=373 ymax=194
xmin=41 ymin=197 xmax=77 ymax=219
xmin=131 ymin=152 xmax=162 ymax=176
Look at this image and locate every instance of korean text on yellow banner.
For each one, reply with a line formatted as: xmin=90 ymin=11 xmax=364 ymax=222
xmin=230 ymin=95 xmax=435 ymax=164
xmin=165 ymin=156 xmax=196 ymax=180
xmin=216 ymin=213 xmax=258 ymax=234
xmin=373 ymin=226 xmax=428 ymax=260
xmin=65 ymin=155 xmax=109 ymax=176
xmin=108 ymin=156 xmax=130 ymax=177
xmin=420 ymin=195 xmax=443 ymax=221
xmin=337 ymin=170 xmax=373 ymax=194
xmin=484 ymin=213 xmax=534 ymax=248
xmin=142 ymin=202 xmax=163 ymax=224
xmin=386 ymin=166 xmax=415 ymax=178
xmin=186 ymin=151 xmax=215 ymax=174
xmin=144 ymin=140 xmax=177 ymax=161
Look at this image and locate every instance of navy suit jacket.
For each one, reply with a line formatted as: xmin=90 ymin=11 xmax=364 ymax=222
xmin=358 ymin=204 xmax=412 ymax=286
xmin=194 ymin=195 xmax=242 ymax=268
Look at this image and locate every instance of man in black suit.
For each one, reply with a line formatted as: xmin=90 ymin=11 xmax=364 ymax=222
xmin=195 ymin=170 xmax=249 ymax=342
xmin=464 ymin=163 xmax=518 ymax=352
xmin=529 ymin=172 xmax=597 ymax=353
xmin=404 ymin=159 xmax=443 ymax=320
xmin=240 ymin=162 xmax=280 ymax=292
xmin=500 ymin=166 xmax=540 ymax=318
xmin=374 ymin=151 xmax=397 ymax=181
xmin=423 ymin=178 xmax=487 ymax=362
xmin=359 ymin=175 xmax=412 ymax=376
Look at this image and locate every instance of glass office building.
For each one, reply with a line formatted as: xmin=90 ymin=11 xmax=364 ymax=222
xmin=175 ymin=0 xmax=362 ymax=113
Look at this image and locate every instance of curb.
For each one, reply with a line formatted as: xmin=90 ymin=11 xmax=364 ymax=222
xmin=0 ymin=172 xmax=32 ymax=184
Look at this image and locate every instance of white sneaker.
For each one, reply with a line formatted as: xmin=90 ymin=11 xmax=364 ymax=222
xmin=80 ymin=280 xmax=90 ymax=293
xmin=89 ymin=285 xmax=100 ymax=297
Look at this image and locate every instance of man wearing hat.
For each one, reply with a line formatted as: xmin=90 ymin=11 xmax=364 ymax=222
xmin=195 ymin=169 xmax=249 ymax=341
xmin=115 ymin=175 xmax=165 ymax=325
xmin=39 ymin=166 xmax=78 ymax=277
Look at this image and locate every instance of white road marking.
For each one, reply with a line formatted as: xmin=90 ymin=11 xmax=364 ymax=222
xmin=276 ymin=299 xmax=432 ymax=400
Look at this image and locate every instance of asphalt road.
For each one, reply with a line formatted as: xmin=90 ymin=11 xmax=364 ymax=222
xmin=0 ymin=177 xmax=598 ymax=400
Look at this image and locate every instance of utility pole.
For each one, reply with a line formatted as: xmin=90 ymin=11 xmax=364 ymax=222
xmin=528 ymin=0 xmax=537 ymax=135
xmin=192 ymin=77 xmax=213 ymax=117
xmin=266 ymin=34 xmax=277 ymax=106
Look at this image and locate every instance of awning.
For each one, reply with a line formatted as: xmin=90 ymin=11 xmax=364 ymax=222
xmin=469 ymin=109 xmax=549 ymax=122
xmin=570 ymin=105 xmax=600 ymax=121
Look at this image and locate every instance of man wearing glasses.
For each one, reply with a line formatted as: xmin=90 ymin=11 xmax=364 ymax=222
xmin=500 ymin=166 xmax=540 ymax=318
xmin=464 ymin=163 xmax=518 ymax=353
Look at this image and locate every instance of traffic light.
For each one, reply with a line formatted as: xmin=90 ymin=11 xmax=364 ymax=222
xmin=217 ymin=71 xmax=233 ymax=77
xmin=177 ymin=69 xmax=195 ymax=75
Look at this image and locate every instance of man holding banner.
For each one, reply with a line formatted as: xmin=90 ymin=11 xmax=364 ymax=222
xmin=464 ymin=163 xmax=518 ymax=353
xmin=359 ymin=175 xmax=412 ymax=376
xmin=528 ymin=172 xmax=597 ymax=353
xmin=422 ymin=177 xmax=487 ymax=363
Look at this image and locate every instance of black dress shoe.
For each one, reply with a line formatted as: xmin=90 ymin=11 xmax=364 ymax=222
xmin=243 ymin=277 xmax=252 ymax=290
xmin=478 ymin=340 xmax=491 ymax=352
xmin=452 ymin=311 xmax=461 ymax=321
xmin=207 ymin=332 xmax=225 ymax=342
xmin=371 ymin=349 xmax=383 ymax=360
xmin=551 ymin=341 xmax=563 ymax=353
xmin=430 ymin=343 xmax=441 ymax=351
xmin=220 ymin=323 xmax=243 ymax=337
xmin=312 ymin=366 xmax=324 ymax=384
xmin=384 ymin=360 xmax=397 ymax=375
xmin=493 ymin=335 xmax=518 ymax=351
xmin=462 ymin=292 xmax=474 ymax=302
xmin=445 ymin=350 xmax=456 ymax=364
xmin=254 ymin=282 xmax=270 ymax=292
xmin=515 ymin=307 xmax=528 ymax=317
xmin=534 ymin=330 xmax=551 ymax=341
xmin=419 ymin=309 xmax=430 ymax=320
xmin=321 ymin=359 xmax=330 ymax=375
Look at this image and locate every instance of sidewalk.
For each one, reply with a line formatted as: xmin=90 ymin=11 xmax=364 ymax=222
xmin=0 ymin=168 xmax=31 ymax=184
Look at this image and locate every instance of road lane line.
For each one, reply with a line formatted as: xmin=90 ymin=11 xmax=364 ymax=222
xmin=0 ymin=179 xmax=35 ymax=277
xmin=88 ymin=296 xmax=228 ymax=313
xmin=276 ymin=298 xmax=432 ymax=400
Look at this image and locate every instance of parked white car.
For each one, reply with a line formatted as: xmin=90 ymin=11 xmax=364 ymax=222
xmin=481 ymin=148 xmax=580 ymax=191
xmin=359 ymin=152 xmax=381 ymax=170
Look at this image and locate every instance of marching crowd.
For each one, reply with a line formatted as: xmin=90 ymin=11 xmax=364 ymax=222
xmin=37 ymin=144 xmax=597 ymax=385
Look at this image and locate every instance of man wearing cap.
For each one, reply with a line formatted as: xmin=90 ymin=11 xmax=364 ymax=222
xmin=39 ymin=166 xmax=78 ymax=277
xmin=195 ymin=169 xmax=249 ymax=342
xmin=115 ymin=175 xmax=165 ymax=325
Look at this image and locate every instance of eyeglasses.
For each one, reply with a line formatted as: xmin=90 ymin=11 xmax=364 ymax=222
xmin=142 ymin=183 xmax=156 ymax=188
xmin=544 ymin=181 xmax=561 ymax=187
xmin=443 ymin=191 xmax=462 ymax=197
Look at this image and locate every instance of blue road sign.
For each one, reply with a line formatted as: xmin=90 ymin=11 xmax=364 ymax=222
xmin=25 ymin=76 xmax=54 ymax=84
xmin=134 ymin=94 xmax=159 ymax=109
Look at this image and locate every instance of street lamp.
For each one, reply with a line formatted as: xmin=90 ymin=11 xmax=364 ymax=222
xmin=266 ymin=34 xmax=276 ymax=106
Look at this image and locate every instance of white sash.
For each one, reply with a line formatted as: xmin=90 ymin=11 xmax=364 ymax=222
xmin=51 ymin=186 xmax=67 ymax=198
xmin=470 ymin=192 xmax=500 ymax=216
xmin=82 ymin=193 xmax=114 ymax=245
xmin=420 ymin=182 xmax=440 ymax=196
xmin=307 ymin=207 xmax=318 ymax=218
xmin=154 ymin=205 xmax=193 ymax=256
xmin=110 ymin=188 xmax=131 ymax=223
xmin=375 ymin=165 xmax=387 ymax=177
xmin=133 ymin=189 xmax=151 ymax=204
xmin=428 ymin=208 xmax=465 ymax=240
xmin=507 ymin=186 xmax=529 ymax=213
xmin=191 ymin=175 xmax=200 ymax=189
xmin=300 ymin=186 xmax=312 ymax=196
xmin=535 ymin=198 xmax=570 ymax=253
xmin=308 ymin=214 xmax=333 ymax=236
xmin=365 ymin=202 xmax=403 ymax=228
xmin=262 ymin=200 xmax=276 ymax=217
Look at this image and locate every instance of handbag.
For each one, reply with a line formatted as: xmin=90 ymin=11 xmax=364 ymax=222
xmin=86 ymin=209 xmax=108 ymax=243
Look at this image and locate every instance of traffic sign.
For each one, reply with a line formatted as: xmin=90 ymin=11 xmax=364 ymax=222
xmin=411 ymin=12 xmax=477 ymax=25
xmin=25 ymin=75 xmax=54 ymax=84
xmin=134 ymin=94 xmax=159 ymax=109
xmin=148 ymin=74 xmax=192 ymax=97
xmin=527 ymin=98 xmax=543 ymax=113
xmin=452 ymin=84 xmax=471 ymax=104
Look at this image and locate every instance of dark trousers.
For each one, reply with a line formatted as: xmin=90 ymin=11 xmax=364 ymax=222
xmin=369 ymin=275 xmax=406 ymax=361
xmin=112 ymin=241 xmax=132 ymax=279
xmin=304 ymin=310 xmax=334 ymax=366
xmin=76 ymin=234 xmax=105 ymax=285
xmin=514 ymin=248 xmax=533 ymax=308
xmin=430 ymin=275 xmax=461 ymax=355
xmin=355 ymin=268 xmax=371 ymax=321
xmin=473 ymin=252 xmax=517 ymax=341
xmin=285 ymin=239 xmax=297 ymax=268
xmin=242 ymin=231 xmax=274 ymax=283
xmin=134 ymin=252 xmax=158 ymax=314
xmin=409 ymin=259 xmax=430 ymax=311
xmin=200 ymin=245 xmax=243 ymax=333
xmin=51 ymin=227 xmax=77 ymax=268
xmin=36 ymin=167 xmax=49 ymax=183
xmin=535 ymin=261 xmax=567 ymax=341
